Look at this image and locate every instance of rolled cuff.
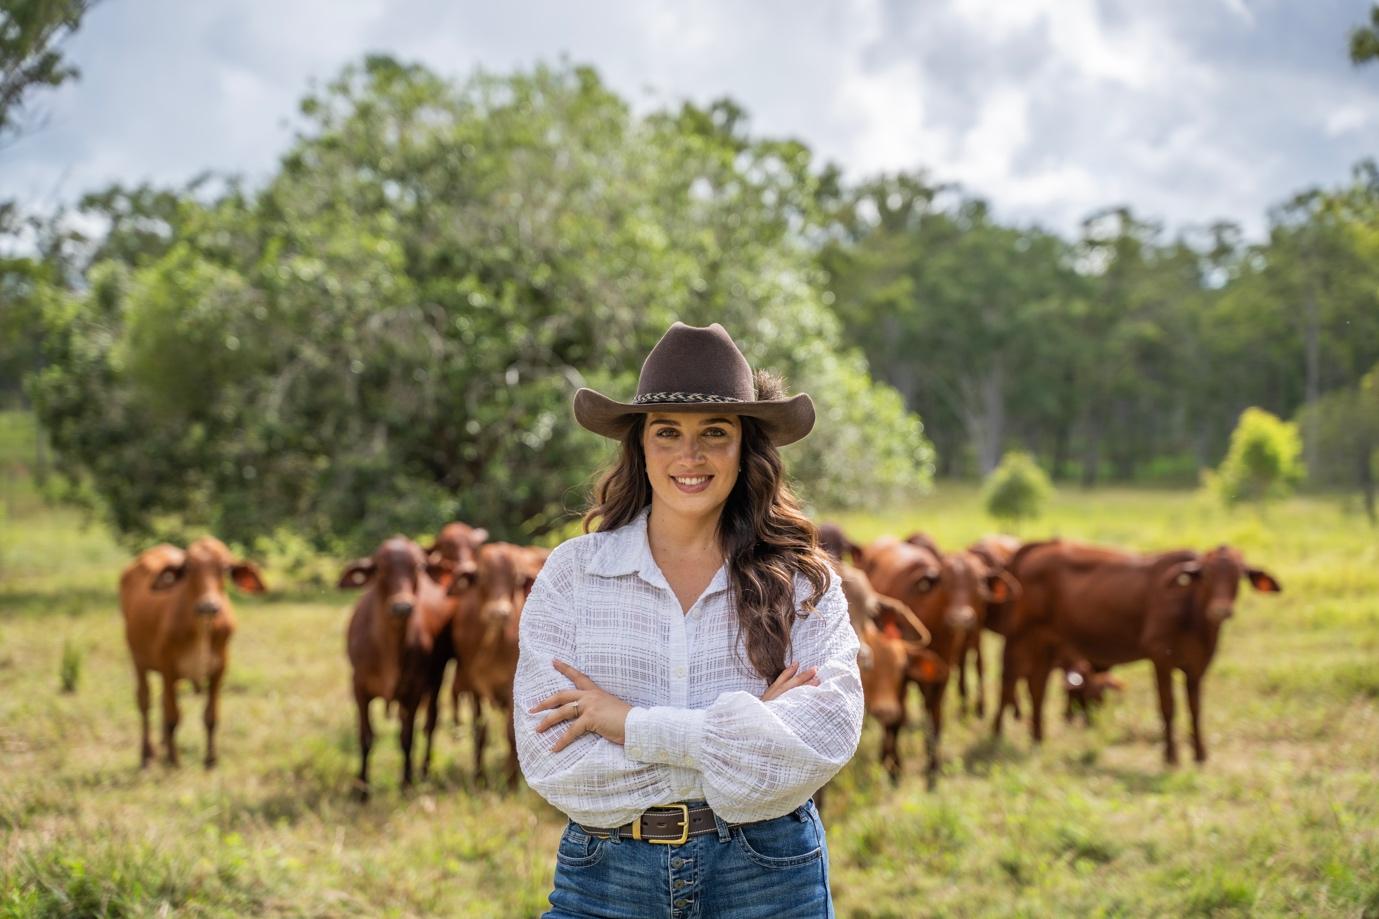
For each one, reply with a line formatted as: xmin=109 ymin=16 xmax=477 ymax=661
xmin=623 ymin=705 xmax=707 ymax=768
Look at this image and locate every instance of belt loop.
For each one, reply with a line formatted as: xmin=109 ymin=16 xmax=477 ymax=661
xmin=610 ymin=822 xmax=622 ymax=843
xmin=712 ymin=811 xmax=732 ymax=843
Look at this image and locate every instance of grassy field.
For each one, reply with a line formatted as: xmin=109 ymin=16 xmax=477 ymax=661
xmin=2 ymin=409 xmax=1377 ymax=917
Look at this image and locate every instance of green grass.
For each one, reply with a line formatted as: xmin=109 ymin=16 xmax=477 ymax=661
xmin=3 ymin=409 xmax=1378 ymax=917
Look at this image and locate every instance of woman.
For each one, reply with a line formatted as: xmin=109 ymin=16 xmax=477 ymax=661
xmin=514 ymin=321 xmax=864 ymax=919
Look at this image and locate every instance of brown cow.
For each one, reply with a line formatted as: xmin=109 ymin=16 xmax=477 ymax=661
xmin=836 ymin=561 xmax=934 ymax=779
xmin=1063 ymin=664 xmax=1126 ymax=725
xmin=423 ymin=521 xmax=488 ymax=588
xmin=957 ymin=534 xmax=1023 ymax=719
xmin=863 ymin=535 xmax=1009 ymax=788
xmin=342 ymin=536 xmax=454 ymax=798
xmin=119 ymin=537 xmax=266 ymax=768
xmin=449 ymin=542 xmax=546 ymax=787
xmin=818 ymin=522 xmax=863 ymax=567
xmin=993 ymin=540 xmax=1281 ymax=763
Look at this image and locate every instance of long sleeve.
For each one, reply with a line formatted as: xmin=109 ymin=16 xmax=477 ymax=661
xmin=513 ymin=542 xmax=680 ymax=827
xmin=623 ymin=571 xmax=864 ymax=823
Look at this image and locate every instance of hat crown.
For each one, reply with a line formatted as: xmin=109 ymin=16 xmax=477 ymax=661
xmin=635 ymin=322 xmax=755 ymax=404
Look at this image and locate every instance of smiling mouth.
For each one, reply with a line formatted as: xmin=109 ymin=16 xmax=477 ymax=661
xmin=671 ymin=474 xmax=713 ymax=494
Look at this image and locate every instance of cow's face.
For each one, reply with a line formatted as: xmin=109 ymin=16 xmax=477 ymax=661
xmin=859 ymin=628 xmax=908 ymax=727
xmin=1167 ymin=546 xmax=1282 ymax=625
xmin=423 ymin=522 xmax=488 ymax=588
xmin=338 ymin=537 xmax=440 ymax=621
xmin=151 ymin=536 xmax=265 ymax=616
xmin=449 ymin=543 xmax=538 ymax=631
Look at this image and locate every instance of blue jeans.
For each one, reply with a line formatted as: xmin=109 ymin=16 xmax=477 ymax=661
xmin=542 ymin=799 xmax=834 ymax=919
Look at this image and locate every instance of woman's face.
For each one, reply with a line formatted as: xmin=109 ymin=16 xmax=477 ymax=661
xmin=641 ymin=411 xmax=742 ymax=520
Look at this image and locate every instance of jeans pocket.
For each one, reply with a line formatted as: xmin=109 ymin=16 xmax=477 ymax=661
xmin=732 ymin=807 xmax=824 ymax=869
xmin=555 ymin=823 xmax=607 ymax=870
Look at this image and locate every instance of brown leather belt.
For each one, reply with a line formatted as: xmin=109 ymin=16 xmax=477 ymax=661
xmin=579 ymin=803 xmax=721 ymax=845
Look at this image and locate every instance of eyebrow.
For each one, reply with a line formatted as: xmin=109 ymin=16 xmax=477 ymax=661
xmin=648 ymin=417 xmax=737 ymax=427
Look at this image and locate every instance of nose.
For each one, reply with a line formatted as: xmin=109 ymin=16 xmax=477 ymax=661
xmin=947 ymin=605 xmax=976 ymax=630
xmin=870 ymin=700 xmax=903 ymax=727
xmin=390 ymin=600 xmax=414 ymax=617
xmin=1208 ymin=602 xmax=1234 ymax=622
xmin=484 ymin=603 xmax=514 ymax=623
xmin=194 ymin=598 xmax=220 ymax=616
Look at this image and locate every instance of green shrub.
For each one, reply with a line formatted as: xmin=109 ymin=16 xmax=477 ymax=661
xmin=982 ymin=451 xmax=1052 ymax=524
xmin=1212 ymin=407 xmax=1304 ymax=509
xmin=58 ymin=639 xmax=81 ymax=694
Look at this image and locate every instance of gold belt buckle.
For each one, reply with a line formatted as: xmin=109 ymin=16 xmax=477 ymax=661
xmin=634 ymin=803 xmax=690 ymax=845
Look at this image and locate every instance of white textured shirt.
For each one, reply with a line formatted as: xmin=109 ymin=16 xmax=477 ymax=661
xmin=514 ymin=506 xmax=864 ymax=827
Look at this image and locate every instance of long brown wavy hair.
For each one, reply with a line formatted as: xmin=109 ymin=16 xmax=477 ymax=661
xmin=582 ymin=370 xmax=833 ymax=682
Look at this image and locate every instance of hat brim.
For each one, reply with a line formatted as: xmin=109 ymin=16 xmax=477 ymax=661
xmin=573 ymin=388 xmax=816 ymax=447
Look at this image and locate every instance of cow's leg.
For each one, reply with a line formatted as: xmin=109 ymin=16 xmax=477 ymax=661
xmin=160 ymin=672 xmax=181 ymax=767
xmin=973 ymin=638 xmax=986 ymax=719
xmin=203 ymin=666 xmax=223 ymax=769
xmin=354 ymin=684 xmax=374 ymax=800
xmin=399 ymin=699 xmax=418 ymax=789
xmin=1027 ymin=655 xmax=1054 ymax=745
xmin=993 ymin=641 xmax=1018 ymax=737
xmin=1185 ymin=671 xmax=1207 ymax=763
xmin=956 ymin=643 xmax=971 ymax=718
xmin=451 ymin=678 xmax=463 ymax=728
xmin=880 ymin=723 xmax=902 ymax=784
xmin=921 ymin=681 xmax=945 ymax=790
xmin=422 ymin=678 xmax=442 ymax=780
xmin=503 ymin=705 xmax=519 ymax=790
xmin=471 ymin=693 xmax=489 ymax=787
xmin=136 ymin=667 xmax=154 ymax=768
xmin=1153 ymin=660 xmax=1178 ymax=765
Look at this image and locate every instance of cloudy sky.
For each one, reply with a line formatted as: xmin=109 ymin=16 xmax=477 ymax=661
xmin=3 ymin=0 xmax=1377 ymax=239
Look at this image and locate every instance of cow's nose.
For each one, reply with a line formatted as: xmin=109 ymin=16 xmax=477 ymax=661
xmin=195 ymin=599 xmax=220 ymax=616
xmin=948 ymin=606 xmax=976 ymax=629
xmin=1208 ymin=603 xmax=1234 ymax=622
xmin=485 ymin=604 xmax=513 ymax=622
xmin=391 ymin=600 xmax=414 ymax=617
xmin=871 ymin=702 xmax=903 ymax=727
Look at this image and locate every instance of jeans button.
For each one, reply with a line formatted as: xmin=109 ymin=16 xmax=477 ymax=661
xmin=674 ymin=879 xmax=686 ymax=889
xmin=674 ymin=898 xmax=689 ymax=908
xmin=670 ymin=856 xmax=684 ymax=869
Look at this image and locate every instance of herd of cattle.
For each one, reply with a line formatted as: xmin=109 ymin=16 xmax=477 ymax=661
xmin=115 ymin=520 xmax=1282 ymax=798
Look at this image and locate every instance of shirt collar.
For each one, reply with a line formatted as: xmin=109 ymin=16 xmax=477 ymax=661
xmin=588 ymin=505 xmax=730 ymax=600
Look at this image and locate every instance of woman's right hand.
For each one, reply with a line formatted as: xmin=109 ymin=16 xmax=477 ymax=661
xmin=761 ymin=661 xmax=819 ymax=702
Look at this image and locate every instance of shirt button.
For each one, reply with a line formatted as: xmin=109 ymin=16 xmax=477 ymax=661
xmin=674 ymin=665 xmax=686 ymax=677
xmin=670 ymin=857 xmax=684 ymax=869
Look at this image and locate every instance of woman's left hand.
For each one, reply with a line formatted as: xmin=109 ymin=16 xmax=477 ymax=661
xmin=529 ymin=660 xmax=632 ymax=752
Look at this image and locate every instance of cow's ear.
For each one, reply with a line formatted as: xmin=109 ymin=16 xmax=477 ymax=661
xmin=985 ymin=570 xmax=1019 ymax=604
xmin=425 ymin=558 xmax=453 ymax=585
xmin=230 ymin=562 xmax=267 ymax=593
xmin=151 ymin=563 xmax=186 ymax=591
xmin=337 ymin=559 xmax=375 ymax=590
xmin=1167 ymin=561 xmax=1202 ymax=588
xmin=446 ymin=569 xmax=478 ymax=597
xmin=1245 ymin=567 xmax=1282 ymax=593
xmin=845 ymin=540 xmax=864 ymax=567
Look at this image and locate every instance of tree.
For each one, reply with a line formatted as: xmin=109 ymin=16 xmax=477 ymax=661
xmin=1297 ymin=365 xmax=1379 ymax=523
xmin=1350 ymin=5 xmax=1379 ymax=65
xmin=30 ymin=59 xmax=933 ymax=552
xmin=0 ymin=0 xmax=97 ymax=145
xmin=1211 ymin=408 xmax=1304 ymax=510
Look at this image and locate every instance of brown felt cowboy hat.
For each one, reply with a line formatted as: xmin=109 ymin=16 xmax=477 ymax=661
xmin=573 ymin=322 xmax=815 ymax=446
